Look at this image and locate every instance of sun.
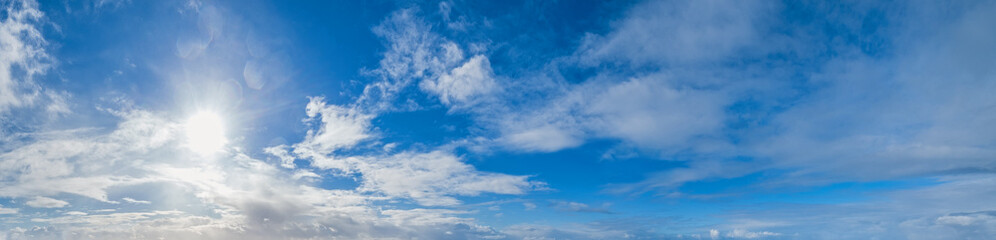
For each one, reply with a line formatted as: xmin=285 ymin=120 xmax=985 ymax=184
xmin=184 ymin=111 xmax=227 ymax=155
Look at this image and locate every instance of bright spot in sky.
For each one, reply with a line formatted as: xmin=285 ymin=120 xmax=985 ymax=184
xmin=185 ymin=111 xmax=227 ymax=155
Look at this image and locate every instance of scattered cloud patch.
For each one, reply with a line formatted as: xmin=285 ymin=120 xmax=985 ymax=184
xmin=25 ymin=196 xmax=68 ymax=208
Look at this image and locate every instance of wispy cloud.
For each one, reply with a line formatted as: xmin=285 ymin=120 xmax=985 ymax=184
xmin=24 ymin=196 xmax=68 ymax=208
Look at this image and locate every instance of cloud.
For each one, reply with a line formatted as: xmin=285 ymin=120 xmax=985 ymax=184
xmin=5 ymin=0 xmax=993 ymax=239
xmin=0 ymin=110 xmax=175 ymax=202
xmin=499 ymin=121 xmax=584 ymax=153
xmin=0 ymin=106 xmax=519 ymax=239
xmin=284 ymin=98 xmax=541 ymax=206
xmin=120 ymin=197 xmax=150 ymax=204
xmin=0 ymin=0 xmax=69 ymax=123
xmin=553 ymin=0 xmax=996 ymax=195
xmin=549 ymin=200 xmax=612 ymax=214
xmin=420 ymin=55 xmax=498 ymax=106
xmin=1 ymin=2 xmax=543 ymax=239
xmin=363 ymin=8 xmax=500 ymax=112
xmin=25 ymin=196 xmax=69 ymax=208
xmin=693 ymin=175 xmax=996 ymax=239
xmin=290 ymin=96 xmax=373 ymax=162
xmin=360 ymin=8 xmax=452 ymax=111
xmin=743 ymin=0 xmax=996 ymax=184
xmin=724 ymin=229 xmax=782 ymax=239
xmin=0 ymin=205 xmax=17 ymax=214
xmin=583 ymin=76 xmax=727 ymax=151
xmin=353 ymin=151 xmax=540 ymax=206
xmin=579 ymin=0 xmax=772 ymax=65
xmin=0 ymin=0 xmax=48 ymax=112
xmin=263 ymin=144 xmax=296 ymax=169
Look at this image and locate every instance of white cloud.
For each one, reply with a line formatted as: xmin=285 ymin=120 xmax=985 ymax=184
xmin=523 ymin=202 xmax=536 ymax=210
xmin=364 ymin=8 xmax=499 ymax=112
xmin=353 ymin=151 xmax=539 ymax=206
xmin=0 ymin=0 xmax=70 ymax=126
xmin=724 ymin=229 xmax=782 ymax=239
xmin=549 ymin=200 xmax=612 ymax=214
xmin=263 ymin=144 xmax=296 ymax=169
xmin=0 ymin=2 xmax=536 ymax=238
xmin=0 ymin=107 xmax=516 ymax=238
xmin=0 ymin=0 xmax=48 ymax=113
xmin=421 ymin=55 xmax=498 ymax=106
xmin=580 ymin=0 xmax=771 ymax=65
xmin=0 ymin=110 xmax=175 ymax=202
xmin=25 ymin=196 xmax=69 ymax=208
xmin=64 ymin=211 xmax=86 ymax=216
xmin=500 ymin=124 xmax=583 ymax=152
xmin=283 ymin=97 xmax=541 ymax=206
xmin=291 ymin=97 xmax=373 ymax=162
xmin=745 ymin=0 xmax=996 ymax=184
xmin=584 ymin=76 xmax=726 ymax=150
xmin=0 ymin=204 xmax=17 ymax=214
xmin=121 ymin=197 xmax=150 ymax=204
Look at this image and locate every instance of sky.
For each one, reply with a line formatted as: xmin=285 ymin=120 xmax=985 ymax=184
xmin=0 ymin=0 xmax=994 ymax=239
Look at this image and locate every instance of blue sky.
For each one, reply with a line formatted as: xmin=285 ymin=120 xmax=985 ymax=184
xmin=1 ymin=0 xmax=995 ymax=239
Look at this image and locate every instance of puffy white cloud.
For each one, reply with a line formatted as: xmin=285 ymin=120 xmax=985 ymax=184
xmin=291 ymin=97 xmax=373 ymax=161
xmin=364 ymin=8 xmax=500 ymax=111
xmin=284 ymin=98 xmax=540 ymax=206
xmin=421 ymin=55 xmax=498 ymax=106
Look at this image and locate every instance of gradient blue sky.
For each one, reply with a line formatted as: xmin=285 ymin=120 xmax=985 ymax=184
xmin=1 ymin=0 xmax=995 ymax=239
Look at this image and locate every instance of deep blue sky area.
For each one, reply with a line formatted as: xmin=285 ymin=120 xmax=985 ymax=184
xmin=1 ymin=0 xmax=994 ymax=239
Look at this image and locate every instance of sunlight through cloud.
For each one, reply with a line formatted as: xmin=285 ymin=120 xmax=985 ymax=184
xmin=184 ymin=111 xmax=227 ymax=155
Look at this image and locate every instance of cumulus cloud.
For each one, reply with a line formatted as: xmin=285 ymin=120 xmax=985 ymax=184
xmin=420 ymin=55 xmax=498 ymax=106
xmin=283 ymin=97 xmax=541 ymax=206
xmin=290 ymin=97 xmax=373 ymax=163
xmin=363 ymin=8 xmax=499 ymax=111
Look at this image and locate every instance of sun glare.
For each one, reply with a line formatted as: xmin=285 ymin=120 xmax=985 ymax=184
xmin=185 ymin=111 xmax=227 ymax=155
